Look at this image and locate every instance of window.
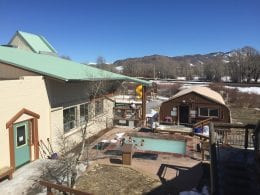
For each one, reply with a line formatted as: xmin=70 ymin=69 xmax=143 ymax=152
xmin=199 ymin=108 xmax=208 ymax=117
xmin=209 ymin=109 xmax=218 ymax=117
xmin=88 ymin=103 xmax=94 ymax=120
xmin=17 ymin=125 xmax=26 ymax=147
xmin=95 ymin=99 xmax=104 ymax=116
xmin=63 ymin=107 xmax=77 ymax=133
xmin=199 ymin=107 xmax=219 ymax=117
xmin=80 ymin=103 xmax=89 ymax=124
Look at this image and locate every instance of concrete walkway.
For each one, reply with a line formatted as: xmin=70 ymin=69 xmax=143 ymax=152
xmin=0 ymin=159 xmax=49 ymax=195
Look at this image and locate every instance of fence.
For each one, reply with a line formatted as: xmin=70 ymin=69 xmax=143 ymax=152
xmin=209 ymin=121 xmax=259 ymax=195
xmin=213 ymin=123 xmax=256 ymax=149
xmin=39 ymin=180 xmax=91 ymax=195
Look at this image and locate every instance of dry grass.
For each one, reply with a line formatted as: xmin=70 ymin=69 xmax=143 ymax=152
xmin=75 ymin=164 xmax=160 ymax=195
xmin=209 ymin=83 xmax=260 ymax=124
xmin=209 ymin=83 xmax=260 ymax=108
xmin=230 ymin=107 xmax=260 ymax=124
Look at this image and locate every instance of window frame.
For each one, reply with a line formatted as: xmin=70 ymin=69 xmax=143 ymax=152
xmin=95 ymin=98 xmax=104 ymax=116
xmin=198 ymin=107 xmax=219 ymax=118
xmin=79 ymin=102 xmax=89 ymax=125
xmin=16 ymin=125 xmax=27 ymax=147
xmin=63 ymin=106 xmax=77 ymax=133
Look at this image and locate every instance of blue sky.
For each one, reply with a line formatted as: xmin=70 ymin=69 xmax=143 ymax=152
xmin=0 ymin=0 xmax=259 ymax=63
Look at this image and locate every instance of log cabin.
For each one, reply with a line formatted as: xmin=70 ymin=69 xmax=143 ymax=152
xmin=159 ymin=86 xmax=231 ymax=125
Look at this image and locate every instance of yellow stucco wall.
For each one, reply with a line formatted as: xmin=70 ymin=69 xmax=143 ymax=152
xmin=0 ymin=69 xmax=116 ymax=168
xmin=0 ymin=76 xmax=51 ymax=167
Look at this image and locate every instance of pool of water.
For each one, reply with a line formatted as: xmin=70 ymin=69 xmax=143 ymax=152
xmin=127 ymin=137 xmax=186 ymax=154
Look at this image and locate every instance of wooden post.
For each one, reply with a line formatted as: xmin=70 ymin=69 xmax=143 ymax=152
xmin=244 ymin=127 xmax=249 ymax=149
xmin=39 ymin=180 xmax=91 ymax=195
xmin=34 ymin=118 xmax=39 ymax=159
xmin=255 ymin=120 xmax=260 ymax=151
xmin=9 ymin=125 xmax=15 ymax=169
xmin=209 ymin=122 xmax=217 ymax=195
xmin=142 ymin=86 xmax=147 ymax=126
xmin=47 ymin=187 xmax=53 ymax=195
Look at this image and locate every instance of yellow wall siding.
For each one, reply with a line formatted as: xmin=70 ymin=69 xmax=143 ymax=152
xmin=0 ymin=67 xmax=116 ymax=168
xmin=0 ymin=76 xmax=51 ymax=167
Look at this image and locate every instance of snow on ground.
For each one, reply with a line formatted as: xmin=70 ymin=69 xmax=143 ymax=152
xmin=179 ymin=83 xmax=209 ymax=90
xmin=115 ymin=66 xmax=123 ymax=71
xmin=222 ymin=59 xmax=229 ymax=63
xmin=0 ymin=159 xmax=50 ymax=195
xmin=225 ymin=86 xmax=260 ymax=95
xmin=198 ymin=60 xmax=204 ymax=65
xmin=176 ymin=77 xmax=186 ymax=80
xmin=221 ymin=76 xmax=231 ymax=82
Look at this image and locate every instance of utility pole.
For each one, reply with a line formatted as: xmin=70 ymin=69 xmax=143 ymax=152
xmin=153 ymin=64 xmax=156 ymax=80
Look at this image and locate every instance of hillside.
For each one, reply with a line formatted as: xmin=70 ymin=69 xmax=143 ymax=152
xmin=112 ymin=46 xmax=259 ymax=82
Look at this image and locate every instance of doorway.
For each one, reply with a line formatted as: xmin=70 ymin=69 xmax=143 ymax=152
xmin=179 ymin=105 xmax=189 ymax=124
xmin=13 ymin=121 xmax=30 ymax=168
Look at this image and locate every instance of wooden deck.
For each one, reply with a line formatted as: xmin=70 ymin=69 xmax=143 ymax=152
xmin=209 ymin=121 xmax=260 ymax=195
xmin=0 ymin=167 xmax=13 ymax=180
xmin=155 ymin=125 xmax=192 ymax=134
xmin=216 ymin=147 xmax=259 ymax=195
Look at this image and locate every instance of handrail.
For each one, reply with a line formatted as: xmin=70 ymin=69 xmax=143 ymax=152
xmin=193 ymin=117 xmax=212 ymax=129
xmin=214 ymin=123 xmax=256 ymax=129
xmin=39 ymin=180 xmax=91 ymax=195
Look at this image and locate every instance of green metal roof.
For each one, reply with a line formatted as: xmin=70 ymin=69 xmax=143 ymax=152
xmin=0 ymin=46 xmax=151 ymax=86
xmin=16 ymin=31 xmax=57 ymax=53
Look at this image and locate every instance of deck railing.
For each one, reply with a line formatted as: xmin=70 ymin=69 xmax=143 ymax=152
xmin=193 ymin=117 xmax=212 ymax=130
xmin=213 ymin=123 xmax=256 ymax=149
xmin=209 ymin=121 xmax=260 ymax=195
xmin=39 ymin=180 xmax=91 ymax=195
xmin=113 ymin=106 xmax=141 ymax=120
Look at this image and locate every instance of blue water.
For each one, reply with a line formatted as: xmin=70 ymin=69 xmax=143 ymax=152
xmin=127 ymin=137 xmax=186 ymax=154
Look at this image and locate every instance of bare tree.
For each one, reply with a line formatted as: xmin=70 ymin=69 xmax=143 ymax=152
xmin=40 ymin=78 xmax=120 ymax=189
xmin=96 ymin=56 xmax=106 ymax=65
xmin=227 ymin=47 xmax=259 ymax=83
xmin=60 ymin=55 xmax=71 ymax=60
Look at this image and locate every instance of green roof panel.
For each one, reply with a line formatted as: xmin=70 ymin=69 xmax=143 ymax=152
xmin=17 ymin=31 xmax=57 ymax=53
xmin=0 ymin=46 xmax=151 ymax=86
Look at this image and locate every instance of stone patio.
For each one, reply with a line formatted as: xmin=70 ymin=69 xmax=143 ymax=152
xmin=0 ymin=127 xmax=206 ymax=194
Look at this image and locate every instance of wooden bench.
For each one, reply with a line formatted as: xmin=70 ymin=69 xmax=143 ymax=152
xmin=0 ymin=167 xmax=13 ymax=180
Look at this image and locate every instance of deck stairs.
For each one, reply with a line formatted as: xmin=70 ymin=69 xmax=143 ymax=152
xmin=215 ymin=147 xmax=260 ymax=195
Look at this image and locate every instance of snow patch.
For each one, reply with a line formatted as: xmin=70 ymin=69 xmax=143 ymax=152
xmin=222 ymin=59 xmax=229 ymax=63
xmin=198 ymin=60 xmax=204 ymax=65
xmin=88 ymin=62 xmax=97 ymax=65
xmin=115 ymin=66 xmax=123 ymax=71
xmin=221 ymin=76 xmax=231 ymax=82
xmin=177 ymin=77 xmax=186 ymax=81
xmin=225 ymin=86 xmax=260 ymax=95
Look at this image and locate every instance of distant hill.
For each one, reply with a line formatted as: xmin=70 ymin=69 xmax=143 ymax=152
xmin=112 ymin=46 xmax=258 ymax=80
